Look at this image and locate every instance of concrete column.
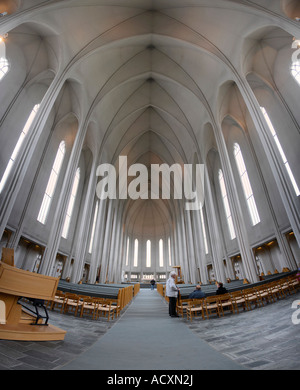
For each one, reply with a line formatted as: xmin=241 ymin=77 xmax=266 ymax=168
xmin=99 ymin=200 xmax=114 ymax=283
xmin=88 ymin=199 xmax=107 ymax=283
xmin=71 ymin=159 xmax=98 ymax=283
xmin=204 ymin=168 xmax=227 ymax=284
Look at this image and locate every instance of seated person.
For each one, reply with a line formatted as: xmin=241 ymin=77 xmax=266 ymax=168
xmin=216 ymin=282 xmax=228 ymax=295
xmin=189 ymin=285 xmax=206 ymax=299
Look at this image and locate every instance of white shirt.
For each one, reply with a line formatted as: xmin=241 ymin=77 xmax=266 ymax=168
xmin=166 ymin=276 xmax=178 ymax=298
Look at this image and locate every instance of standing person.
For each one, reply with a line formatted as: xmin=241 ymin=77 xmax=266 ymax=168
xmin=150 ymin=279 xmax=155 ymax=290
xmin=166 ymin=271 xmax=180 ymax=317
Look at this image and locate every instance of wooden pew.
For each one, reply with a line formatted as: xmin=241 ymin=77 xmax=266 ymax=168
xmin=0 ymin=258 xmax=66 ymax=341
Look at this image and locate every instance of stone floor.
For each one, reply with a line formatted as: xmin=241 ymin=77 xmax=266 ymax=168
xmin=183 ymin=291 xmax=300 ymax=370
xmin=0 ymin=290 xmax=299 ymax=370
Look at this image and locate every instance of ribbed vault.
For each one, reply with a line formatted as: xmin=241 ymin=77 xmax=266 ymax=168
xmin=1 ymin=0 xmax=299 ymax=283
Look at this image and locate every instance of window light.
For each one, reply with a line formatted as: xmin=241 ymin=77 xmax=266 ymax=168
xmin=218 ymin=169 xmax=236 ymax=240
xmin=0 ymin=104 xmax=40 ymax=193
xmin=260 ymin=107 xmax=300 ymax=196
xmin=233 ymin=143 xmax=260 ymax=226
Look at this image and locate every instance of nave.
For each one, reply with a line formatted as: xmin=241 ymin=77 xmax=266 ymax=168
xmin=0 ymin=288 xmax=299 ymax=370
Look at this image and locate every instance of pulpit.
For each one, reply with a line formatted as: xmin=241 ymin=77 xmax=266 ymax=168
xmin=0 ymin=249 xmax=66 ymax=341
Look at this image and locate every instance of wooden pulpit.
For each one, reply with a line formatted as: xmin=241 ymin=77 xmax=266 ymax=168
xmin=0 ymin=251 xmax=66 ymax=341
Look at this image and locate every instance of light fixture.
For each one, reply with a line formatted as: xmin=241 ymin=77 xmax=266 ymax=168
xmin=0 ymin=33 xmax=8 ymax=43
xmin=292 ymin=36 xmax=300 ymax=48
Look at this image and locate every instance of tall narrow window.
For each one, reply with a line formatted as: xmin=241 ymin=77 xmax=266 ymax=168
xmin=291 ymin=61 xmax=300 ymax=85
xmin=168 ymin=237 xmax=172 ymax=266
xmin=146 ymin=240 xmax=151 ymax=268
xmin=233 ymin=143 xmax=260 ymax=226
xmin=62 ymin=168 xmax=80 ymax=239
xmin=218 ymin=169 xmax=236 ymax=240
xmin=133 ymin=239 xmax=138 ymax=267
xmin=159 ymin=239 xmax=164 ymax=267
xmin=125 ymin=237 xmax=130 ymax=266
xmin=88 ymin=201 xmax=99 ymax=253
xmin=0 ymin=104 xmax=40 ymax=193
xmin=0 ymin=39 xmax=9 ymax=81
xmin=37 ymin=141 xmax=65 ymax=224
xmin=200 ymin=207 xmax=209 ymax=254
xmin=261 ymin=107 xmax=300 ymax=196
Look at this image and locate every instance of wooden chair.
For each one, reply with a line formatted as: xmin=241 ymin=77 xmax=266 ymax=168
xmin=204 ymin=296 xmax=221 ymax=319
xmin=177 ymin=299 xmax=193 ymax=318
xmin=109 ymin=297 xmax=121 ymax=318
xmin=186 ymin=299 xmax=205 ymax=322
xmin=289 ymin=275 xmax=300 ymax=291
xmin=217 ymin=294 xmax=235 ymax=316
xmin=80 ymin=297 xmax=99 ymax=319
xmin=285 ymin=277 xmax=299 ymax=294
xmin=49 ymin=290 xmax=66 ymax=312
xmin=242 ymin=288 xmax=263 ymax=309
xmin=254 ymin=285 xmax=274 ymax=305
xmin=63 ymin=294 xmax=83 ymax=316
xmin=95 ymin=299 xmax=116 ymax=321
xmin=267 ymin=281 xmax=285 ymax=300
xmin=229 ymin=290 xmax=249 ymax=313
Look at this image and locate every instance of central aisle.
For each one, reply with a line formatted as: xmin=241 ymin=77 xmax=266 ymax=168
xmin=60 ymin=289 xmax=244 ymax=370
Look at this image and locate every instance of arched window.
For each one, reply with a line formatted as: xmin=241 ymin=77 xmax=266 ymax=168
xmin=0 ymin=104 xmax=40 ymax=193
xmin=88 ymin=201 xmax=99 ymax=253
xmin=233 ymin=143 xmax=260 ymax=226
xmin=146 ymin=240 xmax=151 ymax=268
xmin=159 ymin=239 xmax=164 ymax=267
xmin=37 ymin=141 xmax=66 ymax=224
xmin=0 ymin=39 xmax=9 ymax=81
xmin=261 ymin=107 xmax=300 ymax=196
xmin=62 ymin=168 xmax=80 ymax=239
xmin=200 ymin=207 xmax=209 ymax=254
xmin=168 ymin=237 xmax=172 ymax=266
xmin=218 ymin=169 xmax=236 ymax=240
xmin=125 ymin=237 xmax=130 ymax=266
xmin=291 ymin=61 xmax=300 ymax=85
xmin=133 ymin=239 xmax=139 ymax=267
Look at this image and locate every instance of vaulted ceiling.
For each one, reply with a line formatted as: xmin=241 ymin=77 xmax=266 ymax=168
xmin=2 ymin=0 xmax=297 ymax=238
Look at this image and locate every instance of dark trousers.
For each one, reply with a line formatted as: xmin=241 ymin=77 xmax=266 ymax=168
xmin=168 ymin=297 xmax=177 ymax=316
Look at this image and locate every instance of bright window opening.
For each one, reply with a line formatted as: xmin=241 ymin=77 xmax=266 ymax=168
xmin=291 ymin=61 xmax=300 ymax=85
xmin=168 ymin=237 xmax=172 ymax=266
xmin=134 ymin=239 xmax=138 ymax=267
xmin=88 ymin=201 xmax=99 ymax=253
xmin=234 ymin=143 xmax=260 ymax=226
xmin=0 ymin=104 xmax=40 ymax=193
xmin=0 ymin=40 xmax=9 ymax=81
xmin=146 ymin=240 xmax=151 ymax=268
xmin=37 ymin=141 xmax=65 ymax=224
xmin=125 ymin=237 xmax=130 ymax=266
xmin=200 ymin=207 xmax=209 ymax=254
xmin=218 ymin=169 xmax=236 ymax=240
xmin=261 ymin=107 xmax=300 ymax=196
xmin=62 ymin=168 xmax=80 ymax=239
xmin=159 ymin=239 xmax=164 ymax=267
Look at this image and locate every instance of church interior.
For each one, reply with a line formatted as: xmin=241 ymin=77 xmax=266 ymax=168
xmin=0 ymin=0 xmax=299 ymax=372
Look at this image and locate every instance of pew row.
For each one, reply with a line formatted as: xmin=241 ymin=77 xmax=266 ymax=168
xmin=158 ymin=272 xmax=300 ymax=321
xmin=48 ymin=280 xmax=140 ymax=320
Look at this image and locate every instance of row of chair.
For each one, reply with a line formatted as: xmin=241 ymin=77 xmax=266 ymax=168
xmin=47 ymin=291 xmax=120 ymax=321
xmin=178 ymin=275 xmax=300 ymax=321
